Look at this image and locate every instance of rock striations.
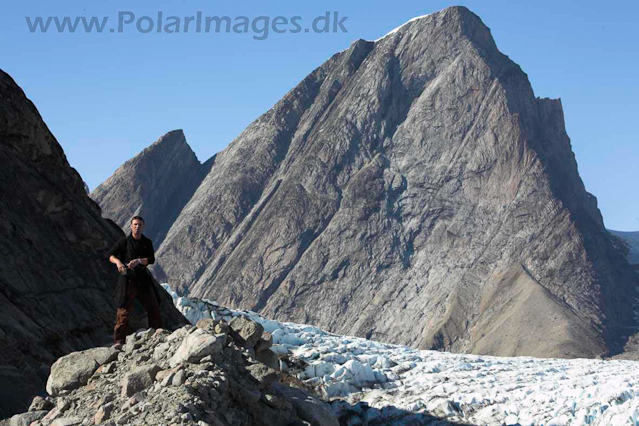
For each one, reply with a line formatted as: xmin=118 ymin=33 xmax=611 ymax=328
xmin=91 ymin=130 xmax=213 ymax=248
xmin=93 ymin=7 xmax=639 ymax=360
xmin=0 ymin=70 xmax=187 ymax=418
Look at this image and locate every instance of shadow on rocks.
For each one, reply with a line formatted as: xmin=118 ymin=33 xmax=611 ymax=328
xmin=330 ymin=399 xmax=476 ymax=426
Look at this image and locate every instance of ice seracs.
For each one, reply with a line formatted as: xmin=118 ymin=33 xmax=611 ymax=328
xmin=165 ymin=285 xmax=639 ymax=426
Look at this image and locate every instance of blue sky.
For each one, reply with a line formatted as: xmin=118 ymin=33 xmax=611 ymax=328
xmin=1 ymin=0 xmax=637 ymax=230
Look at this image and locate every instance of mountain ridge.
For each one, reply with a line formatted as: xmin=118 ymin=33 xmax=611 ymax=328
xmin=93 ymin=6 xmax=639 ymax=359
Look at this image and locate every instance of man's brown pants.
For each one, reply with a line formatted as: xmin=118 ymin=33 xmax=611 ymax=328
xmin=114 ymin=281 xmax=162 ymax=344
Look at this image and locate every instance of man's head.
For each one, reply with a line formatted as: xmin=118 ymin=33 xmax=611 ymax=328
xmin=130 ymin=216 xmax=145 ymax=239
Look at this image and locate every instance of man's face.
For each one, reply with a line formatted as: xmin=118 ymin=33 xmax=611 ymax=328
xmin=130 ymin=219 xmax=144 ymax=237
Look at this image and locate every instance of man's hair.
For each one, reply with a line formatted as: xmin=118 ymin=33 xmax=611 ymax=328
xmin=131 ymin=216 xmax=145 ymax=224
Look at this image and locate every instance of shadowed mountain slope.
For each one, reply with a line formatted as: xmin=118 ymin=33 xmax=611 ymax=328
xmin=0 ymin=70 xmax=187 ymax=418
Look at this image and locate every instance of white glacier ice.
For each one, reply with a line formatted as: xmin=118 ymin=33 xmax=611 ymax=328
xmin=163 ymin=284 xmax=639 ymax=425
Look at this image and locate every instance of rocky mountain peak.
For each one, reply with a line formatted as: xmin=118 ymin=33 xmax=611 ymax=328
xmin=91 ymin=129 xmax=212 ymax=247
xmin=93 ymin=6 xmax=639 ymax=360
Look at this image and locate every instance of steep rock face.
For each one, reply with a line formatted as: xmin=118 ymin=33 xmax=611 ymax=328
xmin=0 ymin=70 xmax=187 ymax=418
xmin=99 ymin=7 xmax=638 ymax=359
xmin=91 ymin=130 xmax=212 ymax=247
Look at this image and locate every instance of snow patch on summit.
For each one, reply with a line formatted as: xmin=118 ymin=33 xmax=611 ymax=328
xmin=374 ymin=13 xmax=433 ymax=42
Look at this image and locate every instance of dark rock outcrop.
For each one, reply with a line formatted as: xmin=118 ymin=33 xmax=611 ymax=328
xmin=0 ymin=70 xmax=188 ymax=418
xmin=95 ymin=7 xmax=639 ymax=359
xmin=90 ymin=129 xmax=213 ymax=247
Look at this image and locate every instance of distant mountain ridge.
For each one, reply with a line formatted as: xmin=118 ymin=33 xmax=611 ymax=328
xmin=91 ymin=129 xmax=213 ymax=248
xmin=609 ymin=230 xmax=639 ymax=266
xmin=93 ymin=6 xmax=639 ymax=360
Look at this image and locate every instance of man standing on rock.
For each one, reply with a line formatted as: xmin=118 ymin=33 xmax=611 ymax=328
xmin=108 ymin=216 xmax=162 ymax=345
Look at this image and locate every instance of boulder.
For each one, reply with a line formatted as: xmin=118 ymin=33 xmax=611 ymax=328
xmin=273 ymin=383 xmax=339 ymax=426
xmin=256 ymin=349 xmax=280 ymax=371
xmin=28 ymin=396 xmax=53 ymax=412
xmin=229 ymin=316 xmax=264 ymax=349
xmin=46 ymin=353 xmax=98 ymax=396
xmin=196 ymin=318 xmax=216 ymax=330
xmin=9 ymin=410 xmax=48 ymax=426
xmin=255 ymin=332 xmax=273 ymax=353
xmin=94 ymin=402 xmax=114 ymax=424
xmin=169 ymin=329 xmax=225 ymax=367
xmin=121 ymin=364 xmax=160 ymax=397
xmin=46 ymin=347 xmax=120 ymax=397
xmin=246 ymin=363 xmax=278 ymax=389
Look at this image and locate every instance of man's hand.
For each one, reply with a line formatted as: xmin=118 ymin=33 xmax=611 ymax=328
xmin=127 ymin=259 xmax=140 ymax=269
xmin=116 ymin=261 xmax=127 ymax=274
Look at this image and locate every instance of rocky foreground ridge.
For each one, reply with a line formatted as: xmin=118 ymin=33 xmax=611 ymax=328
xmin=4 ymin=312 xmax=459 ymax=426
xmin=0 ymin=69 xmax=188 ymax=418
xmin=93 ymin=6 xmax=639 ymax=359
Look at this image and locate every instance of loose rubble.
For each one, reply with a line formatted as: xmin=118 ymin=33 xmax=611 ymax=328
xmin=5 ymin=316 xmax=339 ymax=426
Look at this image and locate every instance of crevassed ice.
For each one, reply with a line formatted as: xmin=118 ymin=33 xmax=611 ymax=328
xmin=162 ymin=284 xmax=639 ymax=426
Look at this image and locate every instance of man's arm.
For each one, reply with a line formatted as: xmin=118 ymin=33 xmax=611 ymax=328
xmin=110 ymin=255 xmax=127 ymax=274
xmin=108 ymin=238 xmax=128 ymax=274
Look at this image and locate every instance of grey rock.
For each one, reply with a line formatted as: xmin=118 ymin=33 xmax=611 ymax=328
xmin=85 ymin=347 xmax=120 ymax=366
xmin=46 ymin=347 xmax=120 ymax=397
xmin=171 ymin=370 xmax=187 ymax=386
xmin=50 ymin=417 xmax=82 ymax=426
xmin=229 ymin=316 xmax=264 ymax=349
xmin=169 ymin=329 xmax=225 ymax=367
xmin=273 ymin=384 xmax=339 ymax=426
xmin=6 ymin=321 xmax=344 ymax=426
xmin=255 ymin=332 xmax=273 ymax=353
xmin=9 ymin=410 xmax=48 ymax=426
xmin=121 ymin=364 xmax=160 ymax=397
xmin=28 ymin=396 xmax=53 ymax=412
xmin=92 ymin=6 xmax=637 ymax=359
xmin=46 ymin=351 xmax=99 ymax=397
xmin=256 ymin=349 xmax=280 ymax=371
xmin=94 ymin=402 xmax=114 ymax=424
xmin=56 ymin=398 xmax=70 ymax=412
xmin=246 ymin=363 xmax=278 ymax=389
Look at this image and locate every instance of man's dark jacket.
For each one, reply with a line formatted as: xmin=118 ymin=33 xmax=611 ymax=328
xmin=108 ymin=233 xmax=161 ymax=308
